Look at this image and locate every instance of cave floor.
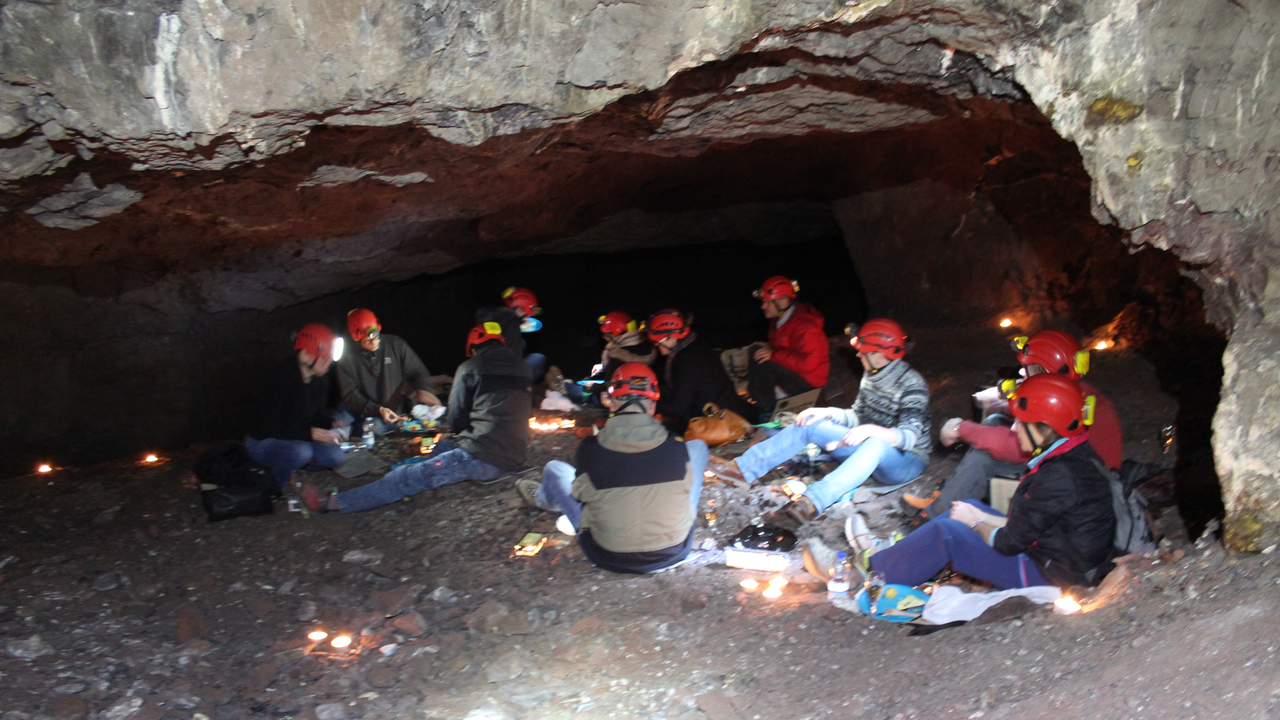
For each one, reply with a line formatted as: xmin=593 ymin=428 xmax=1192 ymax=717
xmin=2 ymin=332 xmax=1278 ymax=720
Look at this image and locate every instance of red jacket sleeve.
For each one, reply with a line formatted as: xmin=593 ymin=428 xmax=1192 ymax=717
xmin=957 ymin=421 xmax=1031 ymax=464
xmin=770 ymin=322 xmax=828 ymax=385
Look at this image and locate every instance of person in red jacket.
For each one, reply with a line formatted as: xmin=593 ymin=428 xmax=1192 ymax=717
xmin=746 ymin=276 xmax=831 ymax=419
xmin=905 ymin=329 xmax=1123 ymax=524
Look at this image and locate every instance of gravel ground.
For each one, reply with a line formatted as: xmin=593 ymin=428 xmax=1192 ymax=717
xmin=3 ymin=333 xmax=1275 ymax=720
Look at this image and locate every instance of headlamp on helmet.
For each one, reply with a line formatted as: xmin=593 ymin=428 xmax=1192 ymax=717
xmin=466 ymin=322 xmax=506 ymax=357
xmin=598 ymin=311 xmax=637 ymax=337
xmin=753 ymin=276 xmax=799 ymax=301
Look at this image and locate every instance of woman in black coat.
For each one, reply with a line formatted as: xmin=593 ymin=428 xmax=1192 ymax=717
xmin=647 ymin=309 xmax=757 ymax=435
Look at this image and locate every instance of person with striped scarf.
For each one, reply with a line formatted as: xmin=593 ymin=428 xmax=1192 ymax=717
xmin=708 ymin=318 xmax=930 ymax=526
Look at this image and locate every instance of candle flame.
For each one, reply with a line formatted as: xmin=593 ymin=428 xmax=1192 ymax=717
xmin=308 ymin=630 xmax=328 ymax=642
xmin=767 ymin=576 xmax=788 ymax=588
xmin=1000 ymin=318 xmax=1013 ymax=328
xmin=1094 ymin=340 xmax=1110 ymax=350
xmin=739 ymin=578 xmax=760 ymax=591
xmin=762 ymin=587 xmax=783 ymax=599
xmin=1054 ymin=595 xmax=1081 ymax=614
xmin=330 ymin=635 xmax=353 ymax=649
xmin=144 ymin=454 xmax=158 ymax=463
xmin=37 ymin=464 xmax=52 ymax=473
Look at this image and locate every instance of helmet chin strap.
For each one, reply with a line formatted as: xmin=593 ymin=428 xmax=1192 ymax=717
xmin=609 ymin=397 xmax=647 ymax=415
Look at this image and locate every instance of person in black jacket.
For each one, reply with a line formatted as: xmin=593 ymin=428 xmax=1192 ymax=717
xmin=647 ymin=309 xmax=757 ymax=435
xmin=302 ymin=322 xmax=531 ymax=513
xmin=244 ymin=323 xmax=347 ymax=486
xmin=865 ymin=374 xmax=1116 ymax=589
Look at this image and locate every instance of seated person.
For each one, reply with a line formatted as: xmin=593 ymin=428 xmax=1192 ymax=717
xmin=500 ymin=286 xmax=548 ymax=381
xmin=709 ymin=319 xmax=930 ymax=526
xmin=245 ymin=323 xmax=347 ymax=486
xmin=647 ymin=308 xmax=758 ymax=434
xmin=301 ymin=322 xmax=531 ymax=513
xmin=906 ymin=329 xmax=1122 ymax=523
xmin=554 ymin=311 xmax=656 ymax=406
xmin=518 ymin=363 xmax=708 ymax=574
xmin=336 ymin=308 xmax=442 ymax=439
xmin=866 ymin=374 xmax=1117 ymax=590
xmin=747 ymin=276 xmax=830 ymax=418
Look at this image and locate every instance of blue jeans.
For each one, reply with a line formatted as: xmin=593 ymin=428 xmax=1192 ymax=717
xmin=336 ymin=446 xmax=502 ymax=513
xmin=244 ymin=436 xmax=347 ymax=486
xmin=869 ymin=501 xmax=1050 ymax=589
xmin=734 ymin=420 xmax=924 ymax=513
xmin=536 ymin=440 xmax=709 ymax=530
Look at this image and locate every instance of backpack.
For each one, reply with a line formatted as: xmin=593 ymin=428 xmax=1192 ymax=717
xmin=1092 ymin=458 xmax=1160 ymax=556
xmin=193 ymin=444 xmax=281 ymax=522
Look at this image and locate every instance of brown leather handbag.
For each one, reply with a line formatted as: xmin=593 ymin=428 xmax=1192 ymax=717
xmin=685 ymin=403 xmax=755 ymax=446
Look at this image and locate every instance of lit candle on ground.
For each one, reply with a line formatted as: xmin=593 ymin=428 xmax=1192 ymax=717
xmin=762 ymin=587 xmax=783 ymax=599
xmin=767 ymin=576 xmax=788 ymax=588
xmin=144 ymin=454 xmax=158 ymax=463
xmin=1094 ymin=340 xmax=1110 ymax=350
xmin=1000 ymin=318 xmax=1013 ymax=328
xmin=37 ymin=464 xmax=51 ymax=473
xmin=739 ymin=578 xmax=760 ymax=591
xmin=330 ymin=635 xmax=353 ymax=649
xmin=1054 ymin=595 xmax=1081 ymax=615
xmin=308 ymin=630 xmax=329 ymax=642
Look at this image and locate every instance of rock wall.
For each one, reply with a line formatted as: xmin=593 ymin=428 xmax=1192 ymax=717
xmin=1 ymin=0 xmax=1278 ymax=546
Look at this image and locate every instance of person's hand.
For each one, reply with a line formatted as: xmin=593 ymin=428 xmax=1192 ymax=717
xmin=949 ymin=501 xmax=982 ymax=527
xmin=311 ymin=427 xmax=341 ymax=444
xmin=796 ymin=408 xmax=831 ymax=426
xmin=940 ymin=418 xmax=963 ymax=447
xmin=753 ymin=344 xmax=773 ymax=363
xmin=379 ymin=407 xmax=404 ymax=424
xmin=414 ymin=389 xmax=442 ymax=407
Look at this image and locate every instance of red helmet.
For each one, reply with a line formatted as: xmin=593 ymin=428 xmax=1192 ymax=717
xmin=346 ymin=308 xmax=381 ymax=341
xmin=851 ymin=318 xmax=907 ymax=360
xmin=1011 ymin=330 xmax=1089 ymax=379
xmin=501 ymin=287 xmax=540 ymax=317
xmin=1005 ymin=374 xmax=1095 ymax=438
xmin=608 ymin=362 xmax=659 ymax=401
xmin=295 ymin=323 xmax=337 ymax=360
xmin=645 ymin=309 xmax=691 ymax=341
xmin=466 ymin=321 xmax=506 ymax=357
xmin=753 ymin=275 xmax=799 ymax=301
xmin=598 ymin=311 xmax=637 ymax=337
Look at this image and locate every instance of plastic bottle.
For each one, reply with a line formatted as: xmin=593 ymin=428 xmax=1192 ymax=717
xmin=362 ymin=417 xmax=376 ymax=449
xmin=827 ymin=552 xmax=851 ymax=600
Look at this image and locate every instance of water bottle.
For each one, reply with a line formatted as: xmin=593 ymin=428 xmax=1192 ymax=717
xmin=362 ymin=417 xmax=376 ymax=449
xmin=827 ymin=552 xmax=851 ymax=600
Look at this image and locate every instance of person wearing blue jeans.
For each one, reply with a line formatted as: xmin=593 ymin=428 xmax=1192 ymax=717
xmin=246 ymin=323 xmax=348 ymax=486
xmin=302 ymin=322 xmax=532 ymax=514
xmin=521 ymin=363 xmax=707 ymax=574
xmin=865 ymin=374 xmax=1117 ymax=591
xmin=709 ymin=318 xmax=931 ymax=526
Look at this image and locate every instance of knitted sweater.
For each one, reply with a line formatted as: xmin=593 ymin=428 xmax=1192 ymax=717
xmin=834 ymin=358 xmax=932 ymax=464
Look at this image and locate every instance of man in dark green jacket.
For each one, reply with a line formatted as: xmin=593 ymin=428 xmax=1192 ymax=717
xmin=337 ymin=308 xmax=441 ymax=439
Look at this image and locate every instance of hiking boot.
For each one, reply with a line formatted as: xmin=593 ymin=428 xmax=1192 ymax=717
xmin=299 ymin=482 xmax=337 ymax=513
xmin=515 ymin=478 xmax=543 ymax=509
xmin=782 ymin=496 xmax=818 ymax=526
xmin=901 ymin=490 xmax=940 ymax=510
xmin=707 ymin=456 xmax=747 ymax=485
xmin=802 ymin=538 xmax=839 ymax=582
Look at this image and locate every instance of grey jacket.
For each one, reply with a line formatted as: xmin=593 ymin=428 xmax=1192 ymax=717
xmin=447 ymin=344 xmax=532 ymax=470
xmin=337 ymin=333 xmax=436 ymax=417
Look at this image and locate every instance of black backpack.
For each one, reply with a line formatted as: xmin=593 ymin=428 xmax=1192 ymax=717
xmin=193 ymin=444 xmax=281 ymax=522
xmin=1093 ymin=458 xmax=1161 ymax=556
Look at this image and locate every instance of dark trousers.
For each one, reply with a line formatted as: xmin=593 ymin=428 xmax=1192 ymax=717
xmin=921 ymin=416 xmax=1025 ymax=520
xmin=747 ymin=357 xmax=815 ymax=418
